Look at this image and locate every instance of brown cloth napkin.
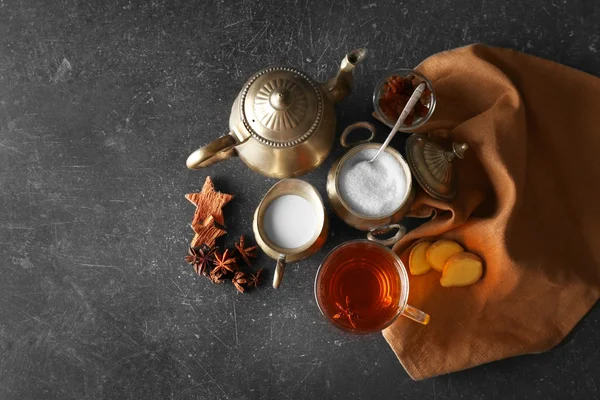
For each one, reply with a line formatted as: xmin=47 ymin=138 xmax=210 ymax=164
xmin=382 ymin=44 xmax=600 ymax=380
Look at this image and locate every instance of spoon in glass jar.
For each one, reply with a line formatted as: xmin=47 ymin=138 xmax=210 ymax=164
xmin=369 ymin=83 xmax=426 ymax=163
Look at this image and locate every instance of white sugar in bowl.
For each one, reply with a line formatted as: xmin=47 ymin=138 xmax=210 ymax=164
xmin=326 ymin=122 xmax=415 ymax=236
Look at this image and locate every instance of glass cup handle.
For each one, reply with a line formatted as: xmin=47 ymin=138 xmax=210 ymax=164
xmin=402 ymin=304 xmax=430 ymax=325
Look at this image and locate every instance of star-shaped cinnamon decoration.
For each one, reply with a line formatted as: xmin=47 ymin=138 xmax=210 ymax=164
xmin=190 ymin=215 xmax=227 ymax=248
xmin=186 ymin=176 xmax=233 ymax=248
xmin=186 ymin=176 xmax=233 ymax=227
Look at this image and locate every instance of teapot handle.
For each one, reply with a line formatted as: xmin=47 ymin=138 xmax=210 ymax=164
xmin=186 ymin=132 xmax=238 ymax=169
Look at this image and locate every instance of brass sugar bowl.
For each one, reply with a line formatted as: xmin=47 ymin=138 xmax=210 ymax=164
xmin=186 ymin=48 xmax=368 ymax=178
xmin=327 ymin=122 xmax=416 ymax=233
xmin=327 ymin=122 xmax=469 ymax=245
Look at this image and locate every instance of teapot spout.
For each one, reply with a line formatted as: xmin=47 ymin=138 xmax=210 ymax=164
xmin=322 ymin=48 xmax=368 ymax=104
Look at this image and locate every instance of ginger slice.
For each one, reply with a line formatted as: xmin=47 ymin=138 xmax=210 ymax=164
xmin=440 ymin=252 xmax=483 ymax=287
xmin=409 ymin=241 xmax=432 ymax=275
xmin=426 ymin=239 xmax=464 ymax=272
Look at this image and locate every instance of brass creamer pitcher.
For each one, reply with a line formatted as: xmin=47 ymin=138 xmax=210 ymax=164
xmin=186 ymin=48 xmax=367 ymax=178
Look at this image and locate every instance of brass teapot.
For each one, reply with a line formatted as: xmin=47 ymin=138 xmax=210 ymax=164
xmin=186 ymin=48 xmax=368 ymax=178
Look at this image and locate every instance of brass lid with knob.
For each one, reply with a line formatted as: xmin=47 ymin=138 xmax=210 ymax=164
xmin=241 ymin=67 xmax=324 ymax=147
xmin=405 ymin=134 xmax=469 ymax=202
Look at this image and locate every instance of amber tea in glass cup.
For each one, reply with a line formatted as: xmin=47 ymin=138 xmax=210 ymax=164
xmin=315 ymin=240 xmax=429 ymax=334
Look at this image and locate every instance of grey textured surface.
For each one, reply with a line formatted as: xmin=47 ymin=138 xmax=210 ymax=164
xmin=1 ymin=0 xmax=599 ymax=399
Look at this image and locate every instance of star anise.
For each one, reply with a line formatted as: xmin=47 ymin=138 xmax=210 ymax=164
xmin=185 ymin=244 xmax=216 ymax=276
xmin=209 ymin=267 xmax=227 ymax=284
xmin=247 ymin=269 xmax=263 ymax=288
xmin=333 ymin=296 xmax=358 ymax=329
xmin=212 ymin=249 xmax=237 ymax=275
xmin=234 ymin=235 xmax=258 ymax=267
xmin=232 ymin=271 xmax=249 ymax=293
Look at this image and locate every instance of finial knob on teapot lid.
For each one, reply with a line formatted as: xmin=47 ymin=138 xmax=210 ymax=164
xmin=268 ymin=87 xmax=293 ymax=110
xmin=405 ymin=134 xmax=469 ymax=202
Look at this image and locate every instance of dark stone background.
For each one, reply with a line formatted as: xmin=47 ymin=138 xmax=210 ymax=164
xmin=1 ymin=0 xmax=599 ymax=399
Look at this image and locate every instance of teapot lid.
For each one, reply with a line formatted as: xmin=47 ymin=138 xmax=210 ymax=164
xmin=240 ymin=67 xmax=324 ymax=147
xmin=405 ymin=133 xmax=469 ymax=202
